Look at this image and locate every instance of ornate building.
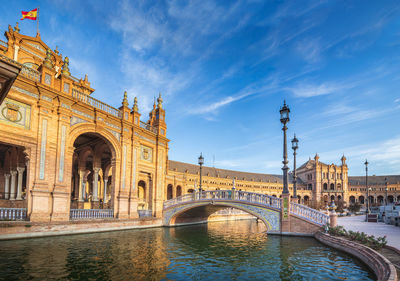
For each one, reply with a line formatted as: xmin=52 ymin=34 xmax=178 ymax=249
xmin=0 ymin=25 xmax=399 ymax=222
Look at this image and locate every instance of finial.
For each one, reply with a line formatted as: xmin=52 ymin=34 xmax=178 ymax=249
xmin=44 ymin=49 xmax=53 ymax=68
xmin=54 ymin=46 xmax=59 ymax=55
xmin=122 ymin=91 xmax=129 ymax=107
xmin=153 ymin=96 xmax=156 ymax=110
xmin=84 ymin=74 xmax=88 ymax=82
xmin=14 ymin=22 xmax=20 ymax=33
xmin=61 ymin=56 xmax=70 ymax=76
xmin=132 ymin=96 xmax=138 ymax=112
xmin=157 ymin=92 xmax=163 ymax=109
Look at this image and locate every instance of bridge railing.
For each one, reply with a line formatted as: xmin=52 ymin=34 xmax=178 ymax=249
xmin=163 ymin=190 xmax=282 ymax=210
xmin=290 ymin=202 xmax=329 ymax=226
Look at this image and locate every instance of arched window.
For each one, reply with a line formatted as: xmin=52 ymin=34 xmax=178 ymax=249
xmin=337 ymin=183 xmax=342 ymax=190
xmin=307 ymin=184 xmax=312 ymax=190
xmin=349 ymin=196 xmax=355 ymax=204
xmin=330 ymin=183 xmax=334 ymax=190
xmin=176 ymin=185 xmax=182 ymax=197
xmin=323 ymin=183 xmax=328 ymax=190
xmin=359 ymin=196 xmax=365 ymax=204
xmin=167 ymin=184 xmax=173 ymax=200
xmin=330 ymin=195 xmax=335 ymax=202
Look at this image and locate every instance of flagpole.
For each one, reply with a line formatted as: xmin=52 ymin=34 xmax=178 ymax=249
xmin=36 ymin=6 xmax=40 ymax=36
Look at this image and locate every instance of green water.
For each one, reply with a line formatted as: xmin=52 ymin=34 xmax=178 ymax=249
xmin=0 ymin=220 xmax=374 ymax=280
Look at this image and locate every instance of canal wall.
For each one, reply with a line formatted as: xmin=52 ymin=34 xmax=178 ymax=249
xmin=315 ymin=231 xmax=398 ymax=281
xmin=0 ymin=218 xmax=163 ymax=240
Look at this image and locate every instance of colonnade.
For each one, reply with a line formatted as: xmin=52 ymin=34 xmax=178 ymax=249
xmin=3 ymin=167 xmax=25 ymax=200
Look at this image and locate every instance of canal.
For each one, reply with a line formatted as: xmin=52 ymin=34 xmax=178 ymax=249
xmin=0 ymin=220 xmax=374 ymax=280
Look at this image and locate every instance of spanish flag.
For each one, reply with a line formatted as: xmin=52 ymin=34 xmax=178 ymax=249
xmin=21 ymin=8 xmax=38 ymax=20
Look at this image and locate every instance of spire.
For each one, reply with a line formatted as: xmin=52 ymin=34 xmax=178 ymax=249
xmin=157 ymin=92 xmax=163 ymax=109
xmin=153 ymin=96 xmax=156 ymax=110
xmin=84 ymin=74 xmax=88 ymax=82
xmin=132 ymin=97 xmax=138 ymax=112
xmin=44 ymin=49 xmax=53 ymax=69
xmin=314 ymin=153 xmax=319 ymax=163
xmin=341 ymin=154 xmax=346 ymax=164
xmin=14 ymin=22 xmax=20 ymax=33
xmin=61 ymin=57 xmax=70 ymax=76
xmin=54 ymin=46 xmax=59 ymax=55
xmin=122 ymin=91 xmax=129 ymax=107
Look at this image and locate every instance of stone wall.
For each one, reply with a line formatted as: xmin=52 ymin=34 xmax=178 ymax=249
xmin=315 ymin=231 xmax=397 ymax=281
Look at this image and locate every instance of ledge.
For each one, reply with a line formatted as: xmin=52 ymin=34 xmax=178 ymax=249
xmin=315 ymin=231 xmax=397 ymax=281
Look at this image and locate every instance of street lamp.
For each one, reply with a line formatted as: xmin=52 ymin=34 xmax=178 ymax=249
xmin=365 ymin=159 xmax=369 ymax=215
xmin=291 ymin=134 xmax=299 ymax=200
xmin=198 ymin=153 xmax=204 ymax=192
xmin=280 ymin=101 xmax=290 ymax=194
xmin=385 ymin=177 xmax=388 ymax=205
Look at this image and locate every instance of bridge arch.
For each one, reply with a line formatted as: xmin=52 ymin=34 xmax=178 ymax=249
xmin=165 ymin=201 xmax=279 ymax=232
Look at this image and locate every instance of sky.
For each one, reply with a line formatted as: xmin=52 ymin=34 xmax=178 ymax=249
xmin=1 ymin=0 xmax=400 ymax=176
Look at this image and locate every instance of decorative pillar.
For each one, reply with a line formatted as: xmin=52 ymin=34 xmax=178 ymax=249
xmin=9 ymin=170 xmax=17 ymax=200
xmin=329 ymin=201 xmax=337 ymax=227
xmin=4 ymin=174 xmax=10 ymax=199
xmin=78 ymin=170 xmax=85 ymax=202
xmin=16 ymin=167 xmax=25 ymax=200
xmin=104 ymin=178 xmax=108 ymax=203
xmin=92 ymin=168 xmax=100 ymax=201
xmin=13 ymin=45 xmax=19 ymax=61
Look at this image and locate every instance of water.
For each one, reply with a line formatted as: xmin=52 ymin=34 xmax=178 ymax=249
xmin=0 ymin=220 xmax=374 ymax=281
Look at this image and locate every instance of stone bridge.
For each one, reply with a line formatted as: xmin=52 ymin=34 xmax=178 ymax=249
xmin=163 ymin=190 xmax=330 ymax=235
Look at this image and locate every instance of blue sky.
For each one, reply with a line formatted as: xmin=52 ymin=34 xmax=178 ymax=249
xmin=1 ymin=0 xmax=400 ymax=176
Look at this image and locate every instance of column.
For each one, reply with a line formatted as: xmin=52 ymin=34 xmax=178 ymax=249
xmin=78 ymin=170 xmax=85 ymax=202
xmin=92 ymin=168 xmax=100 ymax=201
xmin=104 ymin=178 xmax=108 ymax=203
xmin=13 ymin=45 xmax=19 ymax=61
xmin=4 ymin=174 xmax=10 ymax=199
xmin=16 ymin=167 xmax=25 ymax=200
xmin=9 ymin=170 xmax=17 ymax=200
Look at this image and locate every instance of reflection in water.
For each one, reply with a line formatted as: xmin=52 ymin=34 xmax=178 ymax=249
xmin=0 ymin=220 xmax=374 ymax=281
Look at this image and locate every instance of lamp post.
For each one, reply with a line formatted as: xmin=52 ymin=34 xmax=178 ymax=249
xmin=365 ymin=159 xmax=369 ymax=215
xmin=280 ymin=101 xmax=290 ymax=194
xmin=291 ymin=134 xmax=299 ymax=200
xmin=198 ymin=153 xmax=204 ymax=192
xmin=385 ymin=177 xmax=388 ymax=205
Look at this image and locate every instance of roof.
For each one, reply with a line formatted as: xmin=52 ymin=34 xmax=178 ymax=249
xmin=168 ymin=160 xmax=302 ymax=183
xmin=348 ymin=175 xmax=400 ymax=185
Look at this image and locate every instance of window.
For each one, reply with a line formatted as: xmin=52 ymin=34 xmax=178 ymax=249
xmin=134 ymin=117 xmax=138 ymax=124
xmin=63 ymin=83 xmax=70 ymax=93
xmin=44 ymin=73 xmax=51 ymax=85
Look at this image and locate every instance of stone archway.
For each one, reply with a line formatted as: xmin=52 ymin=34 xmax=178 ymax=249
xmin=69 ymin=132 xmax=117 ymax=215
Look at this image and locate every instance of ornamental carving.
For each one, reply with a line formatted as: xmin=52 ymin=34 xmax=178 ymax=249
xmin=140 ymin=145 xmax=153 ymax=162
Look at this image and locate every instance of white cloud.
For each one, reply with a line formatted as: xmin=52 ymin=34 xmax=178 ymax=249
xmin=287 ymin=82 xmax=343 ymax=98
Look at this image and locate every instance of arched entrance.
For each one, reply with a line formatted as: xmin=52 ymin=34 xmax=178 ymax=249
xmin=70 ymin=133 xmax=116 ymax=216
xmin=0 ymin=142 xmax=29 ymax=209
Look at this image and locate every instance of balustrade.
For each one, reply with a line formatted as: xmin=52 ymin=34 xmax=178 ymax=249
xmin=0 ymin=208 xmax=27 ymax=221
xmin=71 ymin=89 xmax=122 ymax=118
xmin=70 ymin=209 xmax=114 ymax=220
xmin=140 ymin=121 xmax=158 ymax=134
xmin=163 ymin=190 xmax=282 ymax=210
xmin=290 ymin=202 xmax=329 ymax=226
xmin=0 ymin=40 xmax=7 ymax=48
xmin=0 ymin=53 xmax=39 ymax=82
